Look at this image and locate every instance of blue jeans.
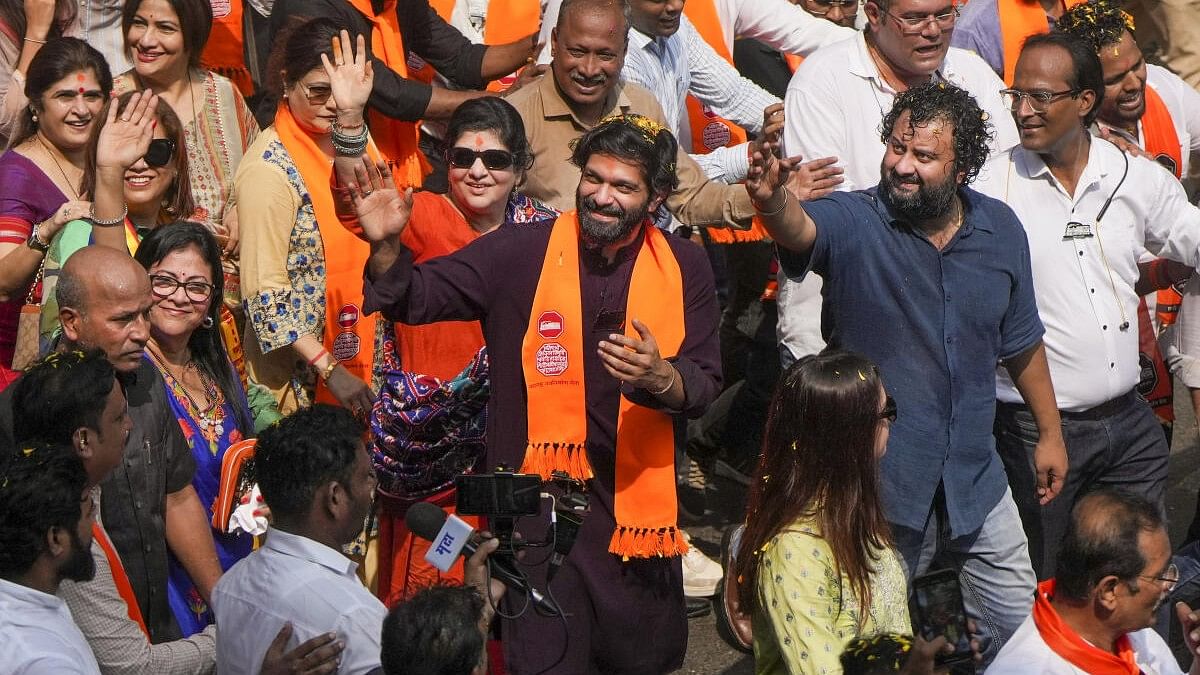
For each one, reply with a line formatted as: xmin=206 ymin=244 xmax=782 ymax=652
xmin=891 ymin=486 xmax=1036 ymax=667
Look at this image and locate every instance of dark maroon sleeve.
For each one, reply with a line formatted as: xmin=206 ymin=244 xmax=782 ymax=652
xmin=362 ymin=239 xmax=491 ymax=324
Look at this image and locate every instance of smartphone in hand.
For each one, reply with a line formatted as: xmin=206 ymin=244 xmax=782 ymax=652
xmin=910 ymin=569 xmax=973 ymax=665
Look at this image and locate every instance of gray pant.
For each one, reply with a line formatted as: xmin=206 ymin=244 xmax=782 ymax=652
xmin=993 ymin=390 xmax=1169 ymax=580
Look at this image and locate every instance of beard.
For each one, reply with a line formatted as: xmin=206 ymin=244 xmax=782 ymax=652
xmin=880 ymin=168 xmax=959 ymax=222
xmin=576 ymin=193 xmax=650 ymax=247
xmin=60 ymin=528 xmax=96 ymax=583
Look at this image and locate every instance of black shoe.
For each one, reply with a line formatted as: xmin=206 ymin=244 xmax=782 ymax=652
xmin=677 ymin=459 xmax=709 ymax=520
xmin=686 ymin=595 xmax=711 ymax=619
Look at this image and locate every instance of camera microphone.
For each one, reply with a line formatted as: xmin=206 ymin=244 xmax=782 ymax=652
xmin=406 ymin=502 xmax=561 ymax=616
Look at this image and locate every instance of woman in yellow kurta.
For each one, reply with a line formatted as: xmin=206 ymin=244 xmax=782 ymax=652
xmin=735 ymin=350 xmax=911 ymax=674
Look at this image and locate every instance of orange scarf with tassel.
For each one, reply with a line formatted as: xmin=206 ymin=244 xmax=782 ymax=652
xmin=344 ymin=0 xmax=429 ymax=187
xmin=999 ymin=0 xmax=1084 ymax=85
xmin=1031 ymin=579 xmax=1141 ymax=674
xmin=200 ymin=0 xmax=253 ymax=97
xmin=520 ymin=212 xmax=687 ymax=559
xmin=274 ymin=104 xmax=377 ymax=403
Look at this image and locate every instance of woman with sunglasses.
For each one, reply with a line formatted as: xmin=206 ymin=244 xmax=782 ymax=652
xmin=734 ymin=350 xmax=911 ymax=675
xmin=133 ymin=220 xmax=257 ymax=637
xmin=0 ymin=38 xmax=109 ymax=383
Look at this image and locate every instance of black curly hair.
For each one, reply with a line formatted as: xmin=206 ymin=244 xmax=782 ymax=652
xmin=0 ymin=442 xmax=88 ymax=580
xmin=879 ymin=82 xmax=993 ymax=186
xmin=1054 ymin=0 xmax=1135 ymax=51
xmin=570 ymin=114 xmax=680 ymax=199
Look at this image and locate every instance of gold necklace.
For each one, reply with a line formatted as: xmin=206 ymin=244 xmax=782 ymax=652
xmin=35 ymin=134 xmax=81 ymax=199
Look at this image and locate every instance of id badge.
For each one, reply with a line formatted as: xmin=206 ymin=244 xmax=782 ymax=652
xmin=1063 ymin=221 xmax=1095 ymax=240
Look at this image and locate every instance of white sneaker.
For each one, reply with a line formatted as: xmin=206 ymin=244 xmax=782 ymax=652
xmin=682 ymin=532 xmax=723 ymax=597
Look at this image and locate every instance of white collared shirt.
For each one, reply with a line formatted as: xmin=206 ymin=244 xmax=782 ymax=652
xmin=783 ymin=33 xmax=1018 ymax=190
xmin=623 ymin=16 xmax=779 ymax=183
xmin=1097 ymin=64 xmax=1200 ymax=183
xmin=0 ymin=578 xmax=100 ymax=674
xmin=973 ymin=140 xmax=1200 ymax=410
xmin=990 ymin=613 xmax=1182 ymax=675
xmin=212 ymin=529 xmax=387 ymax=675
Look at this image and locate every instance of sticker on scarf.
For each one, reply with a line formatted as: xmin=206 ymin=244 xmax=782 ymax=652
xmin=1156 ymin=153 xmax=1179 ymax=176
xmin=338 ymin=304 xmax=360 ymax=329
xmin=535 ymin=342 xmax=569 ymax=377
xmin=424 ymin=513 xmax=474 ymax=572
xmin=1062 ymin=221 xmax=1094 ymax=240
xmin=333 ymin=303 xmax=361 ymax=360
xmin=702 ymin=121 xmax=731 ymax=151
xmin=538 ymin=311 xmax=564 ymax=339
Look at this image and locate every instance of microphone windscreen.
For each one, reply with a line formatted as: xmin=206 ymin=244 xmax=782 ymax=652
xmin=405 ymin=501 xmax=450 ymax=542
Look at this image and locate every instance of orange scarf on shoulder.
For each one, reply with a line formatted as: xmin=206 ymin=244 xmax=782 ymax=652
xmin=93 ymin=522 xmax=149 ymax=637
xmin=1142 ymin=84 xmax=1186 ymax=328
xmin=1032 ymin=579 xmax=1141 ymax=674
xmin=200 ymin=0 xmax=253 ymax=97
xmin=519 ymin=212 xmax=687 ymax=559
xmin=344 ymin=0 xmax=430 ymax=188
xmin=999 ymin=0 xmax=1084 ymax=85
xmin=274 ymin=104 xmax=377 ymax=403
xmin=427 ymin=0 xmax=539 ymax=91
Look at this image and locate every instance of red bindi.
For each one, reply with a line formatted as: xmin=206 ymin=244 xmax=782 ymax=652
xmin=78 ymin=87 xmax=85 ymax=94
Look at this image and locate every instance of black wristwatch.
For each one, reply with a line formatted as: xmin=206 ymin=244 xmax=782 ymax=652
xmin=26 ymin=221 xmax=50 ymax=253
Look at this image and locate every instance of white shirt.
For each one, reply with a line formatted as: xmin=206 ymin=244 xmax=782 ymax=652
xmin=69 ymin=0 xmax=133 ymax=75
xmin=0 ymin=578 xmax=101 ymax=675
xmin=1099 ymin=64 xmax=1200 ymax=185
xmin=212 ymin=529 xmax=387 ymax=675
xmin=989 ymin=613 xmax=1182 ymax=675
xmin=973 ymin=141 xmax=1200 ymax=410
xmin=623 ymin=16 xmax=779 ymax=183
xmin=783 ymin=33 xmax=1018 ymax=190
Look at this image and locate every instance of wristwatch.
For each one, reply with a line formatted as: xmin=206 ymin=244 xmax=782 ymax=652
xmin=26 ymin=221 xmax=50 ymax=253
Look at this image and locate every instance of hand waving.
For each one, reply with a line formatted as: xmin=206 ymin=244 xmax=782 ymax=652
xmin=96 ymin=89 xmax=158 ymax=171
xmin=348 ymin=157 xmax=414 ymax=242
xmin=321 ymin=31 xmax=374 ymax=119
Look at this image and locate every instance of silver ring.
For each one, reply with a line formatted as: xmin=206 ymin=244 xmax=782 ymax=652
xmin=362 ymin=189 xmax=373 ymax=197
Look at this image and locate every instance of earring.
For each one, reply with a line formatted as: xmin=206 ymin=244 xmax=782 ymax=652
xmin=201 ymin=316 xmax=214 ymax=329
xmin=30 ymin=110 xmax=38 ymax=124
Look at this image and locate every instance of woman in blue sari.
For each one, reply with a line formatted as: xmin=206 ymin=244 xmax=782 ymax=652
xmin=134 ymin=221 xmax=257 ymax=636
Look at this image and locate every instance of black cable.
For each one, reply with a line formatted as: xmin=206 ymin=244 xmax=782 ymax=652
xmin=487 ymin=556 xmax=533 ymax=621
xmin=532 ymin=572 xmax=571 ymax=674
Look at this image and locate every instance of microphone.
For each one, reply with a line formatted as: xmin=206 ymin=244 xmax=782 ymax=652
xmin=406 ymin=502 xmax=561 ymax=616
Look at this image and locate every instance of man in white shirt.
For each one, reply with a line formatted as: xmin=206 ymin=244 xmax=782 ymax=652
xmin=973 ymin=33 xmax=1200 ymax=581
xmin=990 ymin=488 xmax=1197 ymax=674
xmin=0 ymin=442 xmax=100 ymax=675
xmin=212 ymin=405 xmax=384 ymax=675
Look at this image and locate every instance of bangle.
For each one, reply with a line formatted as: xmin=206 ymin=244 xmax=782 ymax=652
xmin=23 ymin=37 xmax=46 ymax=44
xmin=319 ymin=359 xmax=339 ymax=382
xmin=755 ymin=189 xmax=789 ymax=217
xmin=89 ymin=203 xmax=128 ymax=227
xmin=647 ymin=366 xmax=676 ymax=396
xmin=331 ymin=119 xmax=369 ymax=156
xmin=307 ymin=348 xmax=330 ymax=366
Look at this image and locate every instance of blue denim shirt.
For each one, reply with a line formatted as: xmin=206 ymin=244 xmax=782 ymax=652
xmin=779 ymin=187 xmax=1043 ymax=537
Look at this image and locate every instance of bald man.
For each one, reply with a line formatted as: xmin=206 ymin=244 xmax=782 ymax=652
xmin=0 ymin=246 xmax=219 ymax=644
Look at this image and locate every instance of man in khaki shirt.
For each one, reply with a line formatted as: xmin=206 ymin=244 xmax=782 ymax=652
xmin=506 ymin=0 xmax=756 ymax=230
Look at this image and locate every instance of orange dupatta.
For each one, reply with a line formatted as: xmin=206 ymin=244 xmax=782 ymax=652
xmin=999 ymin=0 xmax=1084 ymax=85
xmin=1141 ymin=85 xmax=1186 ymax=328
xmin=1031 ymin=579 xmax=1141 ymax=674
xmin=344 ymin=0 xmax=429 ymax=188
xmin=200 ymin=0 xmax=253 ymax=97
xmin=520 ymin=212 xmax=687 ymax=558
xmin=93 ymin=522 xmax=149 ymax=637
xmin=427 ymin=0 xmax=539 ymax=91
xmin=273 ymin=104 xmax=377 ymax=404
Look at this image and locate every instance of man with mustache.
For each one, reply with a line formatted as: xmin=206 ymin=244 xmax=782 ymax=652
xmin=750 ymin=82 xmax=1064 ymax=662
xmin=355 ymin=115 xmax=720 ymax=673
xmin=972 ymin=33 xmax=1200 ymax=582
xmin=989 ymin=488 xmax=1196 ymax=673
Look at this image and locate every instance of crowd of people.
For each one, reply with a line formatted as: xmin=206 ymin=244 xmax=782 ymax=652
xmin=1 ymin=0 xmax=1199 ymax=673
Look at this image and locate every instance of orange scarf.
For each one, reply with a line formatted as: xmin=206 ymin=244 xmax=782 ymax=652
xmin=999 ymin=0 xmax=1083 ymax=85
xmin=682 ymin=0 xmax=748 ymax=157
xmin=200 ymin=0 xmax=253 ymax=97
xmin=427 ymin=0 xmax=539 ymax=91
xmin=274 ymin=104 xmax=378 ymax=403
xmin=1142 ymin=84 xmax=1186 ymax=328
xmin=344 ymin=0 xmax=429 ymax=187
xmin=519 ymin=212 xmax=687 ymax=558
xmin=93 ymin=522 xmax=149 ymax=637
xmin=1032 ymin=579 xmax=1141 ymax=674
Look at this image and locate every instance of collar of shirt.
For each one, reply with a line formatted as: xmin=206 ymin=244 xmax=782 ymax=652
xmin=262 ymin=529 xmax=359 ymax=580
xmin=537 ymin=74 xmax=634 ymax=129
xmin=1013 ymin=141 xmax=1114 ymax=203
xmin=848 ymin=32 xmax=957 ymax=92
xmin=0 ymin=578 xmax=66 ymax=613
xmin=627 ymin=26 xmax=675 ymax=59
xmin=871 ymin=185 xmax=993 ymax=239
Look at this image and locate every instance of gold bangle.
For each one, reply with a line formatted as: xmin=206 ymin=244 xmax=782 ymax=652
xmin=755 ymin=189 xmax=790 ymax=217
xmin=647 ymin=366 xmax=676 ymax=396
xmin=319 ymin=358 xmax=339 ymax=382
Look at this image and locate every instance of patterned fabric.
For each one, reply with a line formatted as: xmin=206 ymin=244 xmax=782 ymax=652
xmin=505 ymin=192 xmax=560 ymax=224
xmin=753 ymin=516 xmax=912 ymax=675
xmin=371 ymin=347 xmax=489 ymax=500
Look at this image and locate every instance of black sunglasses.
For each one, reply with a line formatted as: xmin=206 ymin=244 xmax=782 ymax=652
xmin=880 ymin=394 xmax=897 ymax=423
xmin=143 ymin=138 xmax=176 ymax=168
xmin=445 ymin=147 xmax=515 ymax=170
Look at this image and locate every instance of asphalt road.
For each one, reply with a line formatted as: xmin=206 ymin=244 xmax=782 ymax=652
xmin=676 ymin=382 xmax=1200 ymax=674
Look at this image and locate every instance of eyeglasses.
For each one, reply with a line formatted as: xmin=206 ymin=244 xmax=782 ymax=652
xmin=804 ymin=0 xmax=859 ymax=16
xmin=142 ymin=138 xmax=175 ymax=168
xmin=999 ymin=88 xmax=1081 ymax=113
xmin=881 ymin=5 xmax=959 ymax=34
xmin=149 ymin=274 xmax=215 ymax=303
xmin=296 ymin=81 xmax=333 ymax=106
xmin=1137 ymin=563 xmax=1180 ymax=592
xmin=445 ymin=147 xmax=516 ymax=171
xmin=879 ymin=394 xmax=897 ymax=423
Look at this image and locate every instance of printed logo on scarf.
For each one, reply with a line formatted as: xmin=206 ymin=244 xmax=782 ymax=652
xmin=535 ymin=343 xmax=568 ymax=377
xmin=333 ymin=303 xmax=361 ymax=360
xmin=537 ymin=311 xmax=564 ymax=339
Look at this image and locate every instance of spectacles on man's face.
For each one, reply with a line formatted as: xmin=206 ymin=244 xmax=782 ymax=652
xmin=999 ymin=88 xmax=1081 ymax=113
xmin=149 ymin=274 xmax=215 ymax=303
xmin=1137 ymin=563 xmax=1179 ymax=593
xmin=803 ymin=0 xmax=859 ymax=17
xmin=879 ymin=5 xmax=958 ymax=34
xmin=296 ymin=81 xmax=333 ymax=106
xmin=879 ymin=394 xmax=897 ymax=423
xmin=445 ymin=147 xmax=516 ymax=171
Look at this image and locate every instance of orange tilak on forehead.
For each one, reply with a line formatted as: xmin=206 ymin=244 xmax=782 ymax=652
xmin=472 ymin=134 xmax=486 ymax=148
